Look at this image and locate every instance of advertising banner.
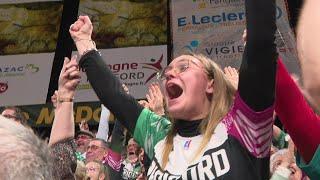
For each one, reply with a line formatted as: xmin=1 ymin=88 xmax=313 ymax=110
xmin=75 ymin=45 xmax=168 ymax=102
xmin=0 ymin=101 xmax=112 ymax=127
xmin=0 ymin=53 xmax=55 ymax=106
xmin=171 ymin=0 xmax=300 ymax=74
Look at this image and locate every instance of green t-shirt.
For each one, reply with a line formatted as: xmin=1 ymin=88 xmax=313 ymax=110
xmin=133 ymin=108 xmax=171 ymax=159
xmin=296 ymin=145 xmax=320 ymax=180
xmin=272 ymin=130 xmax=289 ymax=149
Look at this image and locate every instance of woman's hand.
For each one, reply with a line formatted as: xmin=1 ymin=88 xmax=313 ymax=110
xmin=69 ymin=15 xmax=95 ymax=56
xmin=69 ymin=15 xmax=93 ymax=42
xmin=146 ymin=83 xmax=165 ymax=115
xmin=58 ymin=55 xmax=80 ymax=99
xmin=224 ymin=66 xmax=239 ymax=90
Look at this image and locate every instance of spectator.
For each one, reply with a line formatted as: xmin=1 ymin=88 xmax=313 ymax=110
xmin=49 ymin=55 xmax=80 ymax=179
xmin=75 ymin=130 xmax=95 ymax=161
xmin=297 ymin=0 xmax=320 ymax=110
xmin=0 ymin=56 xmax=80 ymax=179
xmin=1 ymin=106 xmax=27 ymax=125
xmin=241 ymin=27 xmax=320 ymax=179
xmin=75 ymin=161 xmax=86 ymax=180
xmin=86 ymin=160 xmax=109 ymax=180
xmin=70 ymin=0 xmax=278 ymax=178
xmin=96 ymin=104 xmax=111 ymax=142
xmin=120 ymin=138 xmax=144 ymax=180
xmin=0 ymin=115 xmax=53 ymax=179
xmin=86 ymin=138 xmax=109 ymax=162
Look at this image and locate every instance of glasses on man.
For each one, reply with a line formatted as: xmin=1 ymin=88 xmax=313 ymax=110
xmin=87 ymin=144 xmax=104 ymax=151
xmin=157 ymin=59 xmax=202 ymax=81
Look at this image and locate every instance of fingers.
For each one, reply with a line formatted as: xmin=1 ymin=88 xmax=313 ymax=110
xmin=242 ymin=29 xmax=247 ymax=42
xmin=65 ymin=56 xmax=79 ymax=70
xmin=79 ymin=15 xmax=92 ymax=26
xmin=69 ymin=15 xmax=93 ymax=41
xmin=228 ymin=66 xmax=238 ymax=76
xmin=224 ymin=66 xmax=238 ymax=76
xmin=68 ymin=70 xmax=81 ymax=79
xmin=138 ymin=100 xmax=149 ymax=109
xmin=122 ymin=84 xmax=129 ymax=94
xmin=63 ymin=78 xmax=80 ymax=91
xmin=61 ymin=56 xmax=80 ymax=79
xmin=149 ymin=86 xmax=156 ymax=100
xmin=146 ymin=94 xmax=151 ymax=103
xmin=61 ymin=57 xmax=70 ymax=73
xmin=153 ymin=83 xmax=162 ymax=96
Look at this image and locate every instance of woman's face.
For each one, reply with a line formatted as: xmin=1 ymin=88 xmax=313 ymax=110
xmin=160 ymin=55 xmax=214 ymax=120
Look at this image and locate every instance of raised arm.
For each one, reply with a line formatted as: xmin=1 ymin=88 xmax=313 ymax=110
xmin=69 ymin=16 xmax=143 ymax=132
xmin=49 ymin=56 xmax=80 ymax=179
xmin=238 ymin=0 xmax=278 ymax=111
xmin=275 ymin=59 xmax=320 ymax=163
xmin=96 ymin=104 xmax=110 ymax=141
xmin=49 ymin=56 xmax=80 ymax=146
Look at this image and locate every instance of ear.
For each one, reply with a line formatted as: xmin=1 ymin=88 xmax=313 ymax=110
xmin=205 ymin=79 xmax=214 ymax=94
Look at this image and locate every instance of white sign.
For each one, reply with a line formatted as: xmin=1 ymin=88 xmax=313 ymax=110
xmin=0 ymin=53 xmax=54 ymax=106
xmin=171 ymin=0 xmax=300 ymax=74
xmin=75 ymin=45 xmax=168 ymax=102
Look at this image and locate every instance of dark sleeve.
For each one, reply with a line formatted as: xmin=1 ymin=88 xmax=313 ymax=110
xmin=238 ymin=0 xmax=278 ymax=111
xmin=110 ymin=120 xmax=126 ymax=153
xmin=50 ymin=138 xmax=77 ymax=180
xmin=79 ymin=50 xmax=143 ymax=131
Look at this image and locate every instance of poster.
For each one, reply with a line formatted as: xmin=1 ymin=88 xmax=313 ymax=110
xmin=0 ymin=101 xmax=110 ymax=127
xmin=171 ymin=0 xmax=300 ymax=74
xmin=74 ymin=45 xmax=168 ymax=102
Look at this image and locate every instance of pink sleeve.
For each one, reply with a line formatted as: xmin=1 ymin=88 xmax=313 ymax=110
xmin=275 ymin=59 xmax=320 ymax=163
xmin=223 ymin=92 xmax=274 ymax=158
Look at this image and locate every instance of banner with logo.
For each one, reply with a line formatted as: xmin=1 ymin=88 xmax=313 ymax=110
xmin=171 ymin=0 xmax=300 ymax=74
xmin=0 ymin=53 xmax=56 ymax=106
xmin=0 ymin=101 xmax=114 ymax=127
xmin=79 ymin=0 xmax=167 ymax=49
xmin=0 ymin=0 xmax=63 ymax=106
xmin=75 ymin=45 xmax=167 ymax=102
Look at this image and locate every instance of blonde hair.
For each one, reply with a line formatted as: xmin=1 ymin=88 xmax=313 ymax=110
xmin=161 ymin=54 xmax=236 ymax=169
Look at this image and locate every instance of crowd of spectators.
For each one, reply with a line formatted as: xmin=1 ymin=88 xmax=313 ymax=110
xmin=0 ymin=0 xmax=319 ymax=179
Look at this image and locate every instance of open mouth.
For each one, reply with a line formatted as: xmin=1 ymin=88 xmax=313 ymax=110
xmin=166 ymin=83 xmax=183 ymax=100
xmin=128 ymin=151 xmax=135 ymax=155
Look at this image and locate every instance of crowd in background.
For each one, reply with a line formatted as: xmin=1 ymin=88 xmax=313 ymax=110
xmin=0 ymin=0 xmax=319 ymax=179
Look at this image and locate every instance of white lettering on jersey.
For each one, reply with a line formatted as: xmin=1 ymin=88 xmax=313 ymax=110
xmin=148 ymin=149 xmax=230 ymax=179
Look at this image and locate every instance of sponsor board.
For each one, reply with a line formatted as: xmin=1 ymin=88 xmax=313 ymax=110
xmin=75 ymin=45 xmax=167 ymax=102
xmin=0 ymin=102 xmax=113 ymax=127
xmin=0 ymin=53 xmax=54 ymax=106
xmin=171 ymin=0 xmax=300 ymax=74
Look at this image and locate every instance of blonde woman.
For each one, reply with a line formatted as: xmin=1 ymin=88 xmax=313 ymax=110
xmin=70 ymin=0 xmax=277 ymax=178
